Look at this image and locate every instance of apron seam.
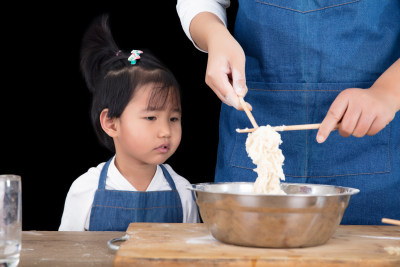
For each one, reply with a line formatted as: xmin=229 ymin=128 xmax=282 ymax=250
xmin=231 ymin=164 xmax=391 ymax=177
xmin=255 ymin=0 xmax=361 ymax=14
xmin=92 ymin=205 xmax=181 ymax=210
xmin=286 ymin=171 xmax=391 ymax=178
xmin=387 ymin=124 xmax=391 ymax=171
xmin=96 ymin=189 xmax=177 ymax=193
xmin=90 ymin=205 xmax=97 ymax=228
xmin=230 ymin=111 xmax=241 ymax=168
xmin=174 ymin=190 xmax=183 ymax=209
xmin=249 ymin=89 xmax=349 ymax=92
xmin=90 ymin=191 xmax=100 ymax=229
xmin=305 ymin=83 xmax=309 ymax=177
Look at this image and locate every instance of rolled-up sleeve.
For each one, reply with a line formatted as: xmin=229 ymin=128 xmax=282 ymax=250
xmin=176 ymin=0 xmax=230 ymax=52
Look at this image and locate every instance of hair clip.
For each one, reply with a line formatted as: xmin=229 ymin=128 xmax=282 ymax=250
xmin=115 ymin=50 xmax=122 ymax=56
xmin=128 ymin=50 xmax=143 ymax=65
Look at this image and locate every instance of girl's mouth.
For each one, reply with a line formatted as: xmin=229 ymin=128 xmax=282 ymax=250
xmin=155 ymin=144 xmax=170 ymax=153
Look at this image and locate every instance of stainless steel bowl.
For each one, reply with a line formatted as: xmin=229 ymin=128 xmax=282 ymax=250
xmin=189 ymin=182 xmax=359 ymax=248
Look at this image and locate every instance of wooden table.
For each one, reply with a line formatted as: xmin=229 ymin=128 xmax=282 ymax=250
xmin=115 ymin=223 xmax=400 ymax=267
xmin=18 ymin=224 xmax=400 ymax=266
xmin=20 ymin=231 xmax=123 ymax=266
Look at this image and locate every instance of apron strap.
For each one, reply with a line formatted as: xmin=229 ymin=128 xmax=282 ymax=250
xmin=159 ymin=164 xmax=184 ymax=223
xmin=97 ymin=158 xmax=112 ymax=190
xmin=159 ymin=165 xmax=178 ymax=191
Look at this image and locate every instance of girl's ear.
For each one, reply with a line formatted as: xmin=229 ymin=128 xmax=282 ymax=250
xmin=100 ymin=109 xmax=119 ymax=137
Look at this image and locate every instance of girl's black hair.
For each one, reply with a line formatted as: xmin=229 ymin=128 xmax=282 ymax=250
xmin=80 ymin=14 xmax=181 ymax=152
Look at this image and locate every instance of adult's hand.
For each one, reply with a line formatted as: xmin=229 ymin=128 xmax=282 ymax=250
xmin=317 ymin=59 xmax=400 ymax=143
xmin=190 ymin=12 xmax=250 ymax=110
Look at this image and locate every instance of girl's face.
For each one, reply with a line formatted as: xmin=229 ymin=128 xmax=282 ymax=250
xmin=113 ymin=84 xmax=182 ymax=166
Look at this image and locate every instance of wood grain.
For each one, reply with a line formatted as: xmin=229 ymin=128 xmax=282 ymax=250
xmin=115 ymin=223 xmax=400 ymax=267
xmin=20 ymin=231 xmax=122 ymax=267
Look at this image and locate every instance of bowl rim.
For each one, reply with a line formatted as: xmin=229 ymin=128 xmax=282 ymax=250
xmin=187 ymin=182 xmax=360 ymax=197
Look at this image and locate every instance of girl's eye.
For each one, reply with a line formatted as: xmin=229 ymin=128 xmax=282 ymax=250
xmin=170 ymin=117 xmax=180 ymax=122
xmin=145 ymin=116 xmax=156 ymax=121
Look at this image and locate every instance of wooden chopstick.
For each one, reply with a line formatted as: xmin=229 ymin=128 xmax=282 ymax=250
xmin=239 ymin=97 xmax=259 ymax=128
xmin=236 ymin=123 xmax=340 ymax=133
xmin=382 ymin=218 xmax=400 ymax=226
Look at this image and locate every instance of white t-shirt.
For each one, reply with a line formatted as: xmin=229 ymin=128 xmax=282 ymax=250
xmin=176 ymin=0 xmax=230 ymax=52
xmin=59 ymin=157 xmax=200 ymax=231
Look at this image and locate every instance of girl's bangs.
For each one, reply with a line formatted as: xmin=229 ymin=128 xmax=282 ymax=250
xmin=146 ymin=84 xmax=181 ymax=112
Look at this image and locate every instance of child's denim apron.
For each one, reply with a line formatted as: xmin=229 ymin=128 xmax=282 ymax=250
xmin=89 ymin=159 xmax=183 ymax=231
xmin=215 ymin=0 xmax=400 ymax=224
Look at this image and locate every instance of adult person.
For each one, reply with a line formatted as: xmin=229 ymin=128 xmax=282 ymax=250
xmin=177 ymin=0 xmax=400 ymax=224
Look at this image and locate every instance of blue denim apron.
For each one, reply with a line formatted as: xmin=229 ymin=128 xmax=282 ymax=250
xmin=215 ymin=0 xmax=400 ymax=224
xmin=89 ymin=159 xmax=183 ymax=231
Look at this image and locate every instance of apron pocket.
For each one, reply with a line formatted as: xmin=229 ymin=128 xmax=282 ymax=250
xmin=230 ymin=82 xmax=390 ymax=178
xmin=307 ymin=89 xmax=390 ymax=177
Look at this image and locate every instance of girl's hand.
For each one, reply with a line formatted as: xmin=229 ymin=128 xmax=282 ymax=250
xmin=317 ymin=86 xmax=397 ymax=143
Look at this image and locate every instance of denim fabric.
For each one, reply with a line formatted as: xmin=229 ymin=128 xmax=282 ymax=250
xmin=235 ymin=0 xmax=400 ymax=83
xmin=89 ymin=160 xmax=183 ymax=231
xmin=215 ymin=0 xmax=400 ymax=225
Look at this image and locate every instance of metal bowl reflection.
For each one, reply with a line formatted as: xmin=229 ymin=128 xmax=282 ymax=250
xmin=189 ymin=182 xmax=359 ymax=248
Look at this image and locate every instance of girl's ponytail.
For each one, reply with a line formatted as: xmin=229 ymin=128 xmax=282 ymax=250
xmin=80 ymin=14 xmax=128 ymax=93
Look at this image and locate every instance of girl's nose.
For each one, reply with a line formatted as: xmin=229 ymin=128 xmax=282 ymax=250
xmin=158 ymin=121 xmax=171 ymax=138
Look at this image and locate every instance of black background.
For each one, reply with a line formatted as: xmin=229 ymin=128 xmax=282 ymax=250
xmin=1 ymin=2 xmax=238 ymax=230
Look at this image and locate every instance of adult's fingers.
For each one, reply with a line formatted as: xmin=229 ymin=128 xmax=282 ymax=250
xmin=206 ymin=69 xmax=251 ymax=111
xmin=230 ymin=67 xmax=252 ymax=110
xmin=338 ymin=102 xmax=361 ymax=137
xmin=366 ymin=116 xmax=386 ymax=136
xmin=316 ymin=94 xmax=349 ymax=143
xmin=352 ymin=111 xmax=375 ymax=137
xmin=206 ymin=69 xmax=240 ymax=109
xmin=232 ymin=68 xmax=248 ymax=97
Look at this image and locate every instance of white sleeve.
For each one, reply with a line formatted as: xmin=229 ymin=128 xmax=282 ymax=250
xmin=163 ymin=164 xmax=200 ymax=223
xmin=176 ymin=0 xmax=230 ymax=52
xmin=58 ymin=166 xmax=102 ymax=231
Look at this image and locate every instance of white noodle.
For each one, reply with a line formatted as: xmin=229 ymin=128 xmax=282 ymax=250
xmin=245 ymin=125 xmax=286 ymax=194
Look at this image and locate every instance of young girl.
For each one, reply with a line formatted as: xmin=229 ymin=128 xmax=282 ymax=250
xmin=59 ymin=15 xmax=199 ymax=231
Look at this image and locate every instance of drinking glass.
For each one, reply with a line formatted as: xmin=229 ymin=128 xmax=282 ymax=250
xmin=0 ymin=175 xmax=21 ymax=267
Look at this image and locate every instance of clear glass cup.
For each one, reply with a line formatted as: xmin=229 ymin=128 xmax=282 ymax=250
xmin=0 ymin=175 xmax=22 ymax=267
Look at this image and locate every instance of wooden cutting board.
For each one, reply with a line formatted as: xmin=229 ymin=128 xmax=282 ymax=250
xmin=114 ymin=223 xmax=400 ymax=266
